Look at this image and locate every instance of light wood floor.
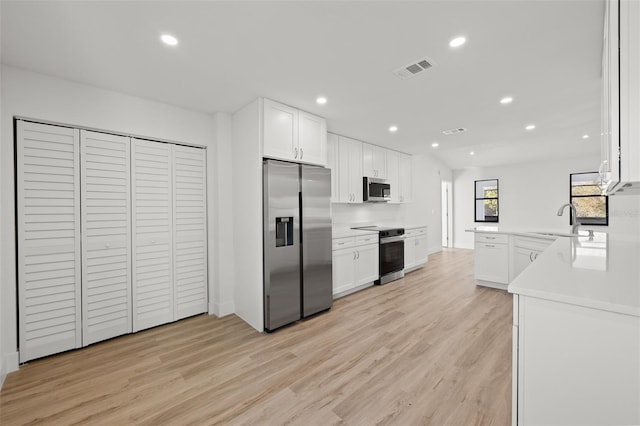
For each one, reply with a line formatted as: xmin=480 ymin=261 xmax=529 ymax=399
xmin=0 ymin=249 xmax=513 ymax=425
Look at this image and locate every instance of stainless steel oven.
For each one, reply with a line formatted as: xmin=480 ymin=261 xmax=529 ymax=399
xmin=351 ymin=226 xmax=405 ymax=285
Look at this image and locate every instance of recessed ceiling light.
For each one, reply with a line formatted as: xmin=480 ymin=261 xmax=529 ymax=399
xmin=469 ymin=151 xmax=475 ymax=156
xmin=316 ymin=97 xmax=327 ymax=105
xmin=389 ymin=126 xmax=398 ymax=133
xmin=582 ymin=134 xmax=589 ymax=139
xmin=431 ymin=142 xmax=439 ymax=148
xmin=525 ymin=124 xmax=536 ymax=130
xmin=500 ymin=97 xmax=513 ymax=104
xmin=161 ymin=34 xmax=178 ymax=46
xmin=449 ymin=36 xmax=466 ymax=48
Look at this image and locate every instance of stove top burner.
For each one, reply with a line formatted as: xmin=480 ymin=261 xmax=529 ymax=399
xmin=351 ymin=226 xmax=405 ymax=238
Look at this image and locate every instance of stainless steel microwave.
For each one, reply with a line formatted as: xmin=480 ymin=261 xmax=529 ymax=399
xmin=363 ymin=177 xmax=391 ymax=202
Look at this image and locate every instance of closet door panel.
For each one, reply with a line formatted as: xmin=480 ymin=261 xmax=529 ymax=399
xmin=81 ymin=130 xmax=132 ymax=345
xmin=17 ymin=121 xmax=81 ymax=362
xmin=132 ymin=139 xmax=174 ymax=332
xmin=173 ymin=145 xmax=208 ymax=319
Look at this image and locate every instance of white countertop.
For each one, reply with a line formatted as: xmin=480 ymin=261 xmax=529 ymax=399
xmin=332 ymin=228 xmax=379 ymax=239
xmin=508 ymin=233 xmax=640 ymax=317
xmin=465 ymin=226 xmax=588 ymax=239
xmin=332 ymin=224 xmax=427 ymax=239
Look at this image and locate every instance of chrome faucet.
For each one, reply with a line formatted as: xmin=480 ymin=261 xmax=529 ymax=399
xmin=557 ymin=203 xmax=580 ymax=234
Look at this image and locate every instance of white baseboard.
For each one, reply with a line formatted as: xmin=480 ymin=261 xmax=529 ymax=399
xmin=333 ymin=282 xmax=374 ymax=299
xmin=1 ymin=351 xmax=20 ymax=389
xmin=210 ymin=300 xmax=235 ymax=317
xmin=476 ymin=280 xmax=508 ymax=291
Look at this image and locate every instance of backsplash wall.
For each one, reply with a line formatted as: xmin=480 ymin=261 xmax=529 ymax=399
xmin=332 ymin=203 xmax=406 ymax=227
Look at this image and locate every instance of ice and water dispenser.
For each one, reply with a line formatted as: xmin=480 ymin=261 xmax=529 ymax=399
xmin=275 ymin=217 xmax=293 ymax=247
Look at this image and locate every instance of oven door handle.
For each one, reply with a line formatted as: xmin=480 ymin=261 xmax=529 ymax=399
xmin=380 ymin=236 xmax=406 ymax=244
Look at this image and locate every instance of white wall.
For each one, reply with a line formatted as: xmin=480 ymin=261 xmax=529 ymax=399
xmin=452 ymin=156 xmax=602 ymax=248
xmin=0 ymin=65 xmax=218 ymax=374
xmin=212 ymin=112 xmax=235 ymax=316
xmin=332 ymin=153 xmax=451 ymax=254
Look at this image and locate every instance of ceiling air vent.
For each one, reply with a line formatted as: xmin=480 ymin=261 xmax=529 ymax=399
xmin=442 ymin=127 xmax=468 ymax=135
xmin=392 ymin=56 xmax=435 ymax=80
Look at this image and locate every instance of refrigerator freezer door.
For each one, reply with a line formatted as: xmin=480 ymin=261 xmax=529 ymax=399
xmin=263 ymin=160 xmax=301 ymax=331
xmin=301 ymin=165 xmax=333 ymax=317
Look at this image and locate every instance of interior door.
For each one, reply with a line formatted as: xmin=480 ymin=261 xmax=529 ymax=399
xmin=131 ymin=139 xmax=174 ymax=332
xmin=173 ymin=145 xmax=208 ymax=320
xmin=17 ymin=121 xmax=82 ymax=362
xmin=81 ymin=130 xmax=132 ymax=345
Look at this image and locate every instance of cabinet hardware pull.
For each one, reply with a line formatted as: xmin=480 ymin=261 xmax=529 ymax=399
xmin=356 ymin=250 xmax=360 ymax=259
xmin=294 ymin=147 xmax=298 ymax=159
xmin=485 ymin=244 xmax=495 ymax=248
xmin=486 ymin=236 xmax=496 ymax=240
xmin=529 ymin=252 xmax=534 ymax=262
xmin=300 ymin=148 xmax=303 ymax=159
xmin=353 ymin=251 xmax=356 ymax=260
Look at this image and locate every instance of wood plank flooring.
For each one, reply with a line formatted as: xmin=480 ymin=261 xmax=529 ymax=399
xmin=0 ymin=248 xmax=513 ymax=425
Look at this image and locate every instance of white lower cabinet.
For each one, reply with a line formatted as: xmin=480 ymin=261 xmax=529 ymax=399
xmin=332 ymin=235 xmax=379 ymax=297
xmin=511 ymin=236 xmax=554 ymax=281
xmin=473 ymin=233 xmax=509 ymax=286
xmin=513 ymin=295 xmax=640 ymax=425
xmin=404 ymin=227 xmax=428 ymax=272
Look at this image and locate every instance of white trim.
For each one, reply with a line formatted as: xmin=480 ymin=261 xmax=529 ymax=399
xmin=211 ymin=301 xmax=235 ymax=317
xmin=15 ymin=116 xmax=206 ymax=149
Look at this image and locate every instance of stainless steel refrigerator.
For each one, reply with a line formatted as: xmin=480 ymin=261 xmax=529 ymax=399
xmin=263 ymin=159 xmax=332 ymax=331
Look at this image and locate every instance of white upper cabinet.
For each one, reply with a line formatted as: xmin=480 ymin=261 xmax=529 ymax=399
xmin=362 ymin=143 xmax=387 ymax=179
xmin=337 ymin=136 xmax=363 ymax=203
xmin=262 ymin=98 xmax=327 ymax=166
xmin=601 ymin=0 xmax=640 ymax=194
xmin=386 ymin=151 xmax=412 ymax=204
xmin=298 ymin=110 xmax=327 ymax=165
xmin=263 ymin=99 xmax=298 ymax=162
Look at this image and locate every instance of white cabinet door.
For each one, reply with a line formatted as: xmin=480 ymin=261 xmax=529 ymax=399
xmin=173 ymin=145 xmax=208 ymax=320
xmin=326 ymin=133 xmax=339 ymax=203
xmin=362 ymin=144 xmax=387 ymax=179
xmin=332 ymin=248 xmax=355 ymax=295
xmin=263 ymin=98 xmax=298 ymax=162
xmin=514 ymin=247 xmax=533 ymax=278
xmin=355 ymin=244 xmax=379 ymax=286
xmin=415 ymin=235 xmax=429 ymax=265
xmin=337 ymin=136 xmax=363 ymax=203
xmin=399 ymin=154 xmax=412 ymax=203
xmin=17 ymin=121 xmax=82 ymax=362
xmin=298 ymin=111 xmax=326 ymax=166
xmin=386 ymin=151 xmax=401 ymax=203
xmin=474 ymin=242 xmax=509 ymax=284
xmin=404 ymin=237 xmax=416 ymax=270
xmin=131 ymin=139 xmax=174 ymax=332
xmin=80 ymin=130 xmax=132 ymax=346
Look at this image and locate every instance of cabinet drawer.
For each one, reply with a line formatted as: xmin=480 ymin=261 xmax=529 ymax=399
xmin=355 ymin=234 xmax=378 ymax=245
xmin=332 ymin=237 xmax=355 ymax=250
xmin=406 ymin=227 xmax=427 ymax=238
xmin=475 ymin=233 xmax=508 ymax=244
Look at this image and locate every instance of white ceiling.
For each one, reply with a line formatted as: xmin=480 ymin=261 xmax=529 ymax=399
xmin=1 ymin=0 xmax=604 ymax=170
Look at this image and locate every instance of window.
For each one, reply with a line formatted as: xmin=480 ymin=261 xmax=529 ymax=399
xmin=474 ymin=179 xmax=499 ymax=222
xmin=570 ymin=172 xmax=608 ymax=226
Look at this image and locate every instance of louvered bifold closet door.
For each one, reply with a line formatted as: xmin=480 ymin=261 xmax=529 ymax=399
xmin=132 ymin=139 xmax=174 ymax=332
xmin=81 ymin=131 xmax=132 ymax=345
xmin=17 ymin=121 xmax=81 ymax=362
xmin=173 ymin=145 xmax=208 ymax=319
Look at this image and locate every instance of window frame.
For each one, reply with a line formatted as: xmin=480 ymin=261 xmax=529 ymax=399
xmin=474 ymin=179 xmax=499 ymax=223
xmin=569 ymin=172 xmax=609 ymax=226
